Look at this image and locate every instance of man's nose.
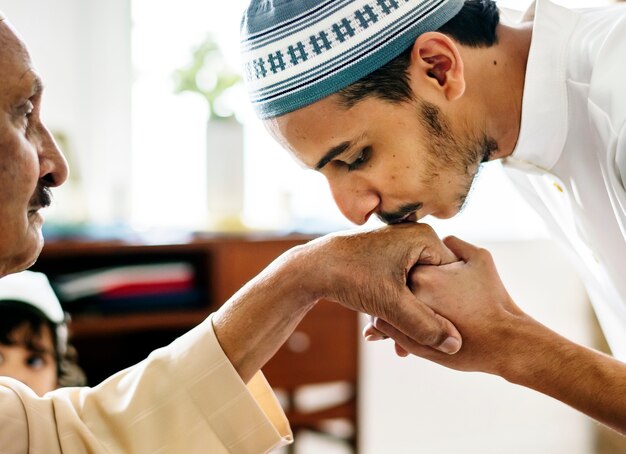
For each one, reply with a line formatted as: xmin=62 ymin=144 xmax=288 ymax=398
xmin=38 ymin=125 xmax=69 ymax=187
xmin=328 ymin=177 xmax=380 ymax=225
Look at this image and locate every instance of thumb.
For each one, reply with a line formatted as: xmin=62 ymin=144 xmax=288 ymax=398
xmin=442 ymin=236 xmax=481 ymax=262
xmin=390 ymin=289 xmax=462 ymax=355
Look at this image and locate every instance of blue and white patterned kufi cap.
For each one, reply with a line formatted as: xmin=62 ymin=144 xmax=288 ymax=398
xmin=241 ymin=0 xmax=464 ymax=119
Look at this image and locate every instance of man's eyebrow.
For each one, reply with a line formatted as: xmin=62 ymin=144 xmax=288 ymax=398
xmin=315 ymin=141 xmax=353 ymax=170
xmin=31 ymin=76 xmax=44 ymax=97
xmin=18 ymin=69 xmax=44 ymax=97
xmin=10 ymin=77 xmax=43 ymax=116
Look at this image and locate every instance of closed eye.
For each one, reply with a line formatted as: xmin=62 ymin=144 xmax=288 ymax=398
xmin=347 ymin=146 xmax=372 ymax=171
xmin=15 ymin=100 xmax=34 ymax=133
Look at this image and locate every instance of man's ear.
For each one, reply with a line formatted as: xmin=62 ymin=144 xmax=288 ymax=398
xmin=408 ymin=32 xmax=465 ymax=101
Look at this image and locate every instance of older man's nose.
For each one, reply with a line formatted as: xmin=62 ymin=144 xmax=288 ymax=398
xmin=38 ymin=126 xmax=69 ymax=187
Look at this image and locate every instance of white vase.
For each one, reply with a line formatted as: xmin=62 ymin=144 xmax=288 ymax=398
xmin=206 ymin=119 xmax=245 ymax=230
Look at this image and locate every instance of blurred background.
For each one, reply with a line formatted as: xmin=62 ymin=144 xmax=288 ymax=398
xmin=1 ymin=0 xmax=623 ymax=452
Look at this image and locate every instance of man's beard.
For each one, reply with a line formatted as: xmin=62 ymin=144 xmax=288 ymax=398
xmin=378 ymin=100 xmax=498 ymax=225
xmin=419 ymin=100 xmax=497 ymax=213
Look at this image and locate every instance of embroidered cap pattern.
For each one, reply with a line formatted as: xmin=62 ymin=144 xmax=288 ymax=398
xmin=241 ymin=0 xmax=464 ymax=118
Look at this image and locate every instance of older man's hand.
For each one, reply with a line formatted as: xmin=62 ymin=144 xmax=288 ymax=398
xmin=298 ymin=223 xmax=462 ymax=354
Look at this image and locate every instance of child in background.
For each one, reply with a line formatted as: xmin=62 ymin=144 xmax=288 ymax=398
xmin=0 ymin=271 xmax=85 ymax=396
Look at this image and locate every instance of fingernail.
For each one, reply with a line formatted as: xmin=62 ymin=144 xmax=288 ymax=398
xmin=365 ymin=333 xmax=387 ymax=342
xmin=438 ymin=336 xmax=461 ymax=354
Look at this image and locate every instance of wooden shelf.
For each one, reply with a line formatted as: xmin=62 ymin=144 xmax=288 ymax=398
xmin=69 ymin=309 xmax=211 ymax=338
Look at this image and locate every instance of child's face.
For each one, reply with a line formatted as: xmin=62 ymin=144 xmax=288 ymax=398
xmin=0 ymin=323 xmax=58 ymax=396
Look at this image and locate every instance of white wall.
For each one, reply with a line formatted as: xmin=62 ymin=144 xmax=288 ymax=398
xmin=359 ymin=239 xmax=594 ymax=454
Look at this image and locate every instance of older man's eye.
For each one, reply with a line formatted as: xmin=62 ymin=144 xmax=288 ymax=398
xmin=18 ymin=101 xmax=34 ymax=132
xmin=347 ymin=146 xmax=372 ymax=171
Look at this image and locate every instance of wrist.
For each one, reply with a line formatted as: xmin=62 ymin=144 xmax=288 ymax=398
xmin=286 ymin=242 xmax=333 ymax=305
xmin=212 ymin=245 xmax=320 ymax=382
xmin=494 ymin=314 xmax=569 ymax=386
xmin=263 ymin=244 xmax=322 ymax=311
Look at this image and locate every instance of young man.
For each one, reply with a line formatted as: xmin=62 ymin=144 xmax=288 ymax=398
xmin=241 ymin=0 xmax=626 ymax=433
xmin=0 ymin=9 xmax=462 ymax=453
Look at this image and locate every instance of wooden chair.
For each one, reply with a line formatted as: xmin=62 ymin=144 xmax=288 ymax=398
xmin=263 ymin=300 xmax=359 ymax=453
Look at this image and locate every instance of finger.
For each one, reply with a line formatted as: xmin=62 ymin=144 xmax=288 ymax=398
xmin=391 ymin=290 xmax=462 ymax=354
xmin=407 ymin=263 xmax=439 ymax=292
xmin=375 ymin=318 xmax=435 ymax=358
xmin=363 ymin=323 xmax=388 ymax=341
xmin=413 ymin=225 xmax=458 ymax=265
xmin=442 ymin=236 xmax=481 ymax=262
xmin=394 ymin=342 xmax=410 ymax=357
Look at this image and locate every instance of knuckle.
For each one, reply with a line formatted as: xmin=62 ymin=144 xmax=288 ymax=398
xmin=421 ymin=332 xmax=445 ymax=347
xmin=410 ymin=266 xmax=435 ymax=287
xmin=416 ymin=222 xmax=436 ymax=236
xmin=408 ymin=271 xmax=429 ymax=294
xmin=415 ymin=324 xmax=447 ymax=347
xmin=476 ymin=247 xmax=492 ymax=261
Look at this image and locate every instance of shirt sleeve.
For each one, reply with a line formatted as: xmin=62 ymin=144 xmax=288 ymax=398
xmin=0 ymin=314 xmax=292 ymax=454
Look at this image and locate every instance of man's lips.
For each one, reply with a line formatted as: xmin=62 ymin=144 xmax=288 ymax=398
xmin=400 ymin=212 xmax=418 ymax=223
xmin=388 ymin=211 xmax=419 ymax=224
xmin=379 ymin=203 xmax=423 ymax=224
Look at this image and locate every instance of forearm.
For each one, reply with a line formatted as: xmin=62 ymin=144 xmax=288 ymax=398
xmin=503 ymin=316 xmax=626 ymax=434
xmin=212 ymin=246 xmax=318 ymax=383
xmin=213 ymin=223 xmax=465 ymax=383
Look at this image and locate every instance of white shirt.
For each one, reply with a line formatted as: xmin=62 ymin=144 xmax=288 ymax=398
xmin=503 ymin=0 xmax=626 ymax=359
xmin=0 ymin=315 xmax=292 ymax=453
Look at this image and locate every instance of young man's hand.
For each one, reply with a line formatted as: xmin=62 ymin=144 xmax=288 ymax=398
xmin=299 ymin=224 xmax=462 ymax=354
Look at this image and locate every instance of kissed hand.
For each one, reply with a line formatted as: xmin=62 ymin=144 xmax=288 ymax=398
xmin=299 ymin=223 xmax=463 ymax=355
xmin=364 ymin=235 xmax=530 ymax=374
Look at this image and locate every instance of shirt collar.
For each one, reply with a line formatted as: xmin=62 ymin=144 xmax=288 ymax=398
xmin=505 ymin=0 xmax=578 ymax=172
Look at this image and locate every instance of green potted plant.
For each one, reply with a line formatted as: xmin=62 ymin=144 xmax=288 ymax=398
xmin=173 ymin=35 xmax=245 ymax=231
xmin=173 ymin=34 xmax=241 ymax=121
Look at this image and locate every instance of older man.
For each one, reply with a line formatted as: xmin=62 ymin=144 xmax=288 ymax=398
xmin=0 ymin=10 xmax=465 ymax=454
xmin=240 ymin=0 xmax=626 ymax=434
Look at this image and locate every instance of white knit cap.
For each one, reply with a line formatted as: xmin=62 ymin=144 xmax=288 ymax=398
xmin=241 ymin=0 xmax=464 ymax=118
xmin=0 ymin=271 xmax=65 ymax=324
xmin=0 ymin=11 xmax=5 ymax=21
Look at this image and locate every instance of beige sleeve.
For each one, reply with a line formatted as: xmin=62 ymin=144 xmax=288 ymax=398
xmin=0 ymin=314 xmax=292 ymax=454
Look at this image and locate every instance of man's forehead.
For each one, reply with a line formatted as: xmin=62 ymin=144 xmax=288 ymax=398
xmin=271 ymin=96 xmax=349 ymax=141
xmin=0 ymin=22 xmax=39 ymax=101
xmin=0 ymin=17 xmax=20 ymax=47
xmin=267 ymin=98 xmax=367 ymax=169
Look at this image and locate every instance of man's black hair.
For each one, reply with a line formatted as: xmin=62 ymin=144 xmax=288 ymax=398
xmin=338 ymin=0 xmax=500 ymax=107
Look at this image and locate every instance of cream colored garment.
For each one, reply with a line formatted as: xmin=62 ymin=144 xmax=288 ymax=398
xmin=0 ymin=315 xmax=292 ymax=453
